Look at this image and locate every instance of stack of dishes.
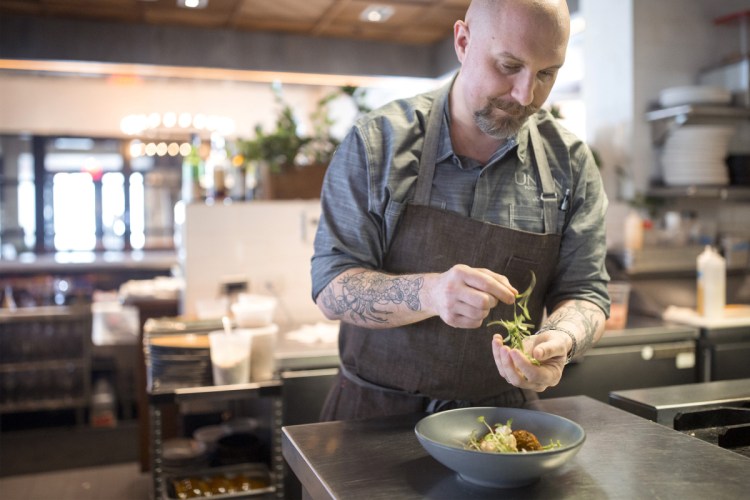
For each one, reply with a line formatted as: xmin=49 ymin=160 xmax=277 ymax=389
xmin=162 ymin=438 xmax=210 ymax=474
xmin=661 ymin=125 xmax=735 ymax=186
xmin=658 ymin=85 xmax=732 ymax=108
xmin=147 ymin=334 xmax=213 ymax=391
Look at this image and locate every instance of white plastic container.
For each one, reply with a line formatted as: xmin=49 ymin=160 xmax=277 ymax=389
xmin=696 ymin=246 xmax=726 ymax=319
xmin=231 ymin=294 xmax=277 ymax=327
xmin=209 ymin=324 xmax=278 ymax=382
xmin=208 ymin=332 xmax=251 ymax=385
xmin=240 ymin=324 xmax=279 ymax=381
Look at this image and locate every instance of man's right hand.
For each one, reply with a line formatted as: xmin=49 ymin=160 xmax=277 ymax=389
xmin=424 ymin=264 xmax=518 ymax=329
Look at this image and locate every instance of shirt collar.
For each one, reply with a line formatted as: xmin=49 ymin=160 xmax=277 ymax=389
xmin=436 ymin=97 xmax=526 ymax=167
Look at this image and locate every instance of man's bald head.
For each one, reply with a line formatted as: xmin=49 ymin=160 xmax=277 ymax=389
xmin=465 ymin=0 xmax=570 ymax=48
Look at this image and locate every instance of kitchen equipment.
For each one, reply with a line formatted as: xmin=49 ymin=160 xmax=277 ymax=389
xmin=216 ymin=432 xmax=268 ymax=466
xmin=660 ymin=305 xmax=750 ymax=381
xmin=162 ymin=437 xmax=210 ymax=473
xmin=165 ymin=462 xmax=274 ymax=500
xmin=727 ymin=155 xmax=750 ymax=186
xmin=609 ymin=379 xmax=750 ymax=459
xmin=660 ymin=125 xmax=735 ymax=186
xmin=208 ymin=332 xmax=251 ymax=385
xmin=414 ymin=407 xmax=585 ymax=489
xmin=605 ymin=281 xmax=631 ymax=330
xmin=242 ymin=325 xmax=278 ymax=382
xmin=211 ymin=325 xmax=279 ymax=382
xmin=658 ymin=85 xmax=733 ymax=108
xmin=540 ymin=316 xmax=699 ymax=403
xmin=721 ymin=234 xmax=750 ymax=269
xmin=195 ymin=297 xmax=229 ymax=320
xmin=231 ymin=294 xmax=277 ymax=328
xmin=697 ymin=245 xmax=726 ymax=318
xmin=146 ymin=333 xmax=213 ymax=391
xmin=283 ymin=397 xmax=750 ymax=499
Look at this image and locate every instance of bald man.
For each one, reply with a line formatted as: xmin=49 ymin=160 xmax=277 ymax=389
xmin=312 ymin=0 xmax=610 ymax=421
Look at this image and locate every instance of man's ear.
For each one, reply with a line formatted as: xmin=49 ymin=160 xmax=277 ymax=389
xmin=453 ymin=20 xmax=470 ymax=63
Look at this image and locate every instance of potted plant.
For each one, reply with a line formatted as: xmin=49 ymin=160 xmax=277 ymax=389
xmin=234 ymin=86 xmax=368 ymax=199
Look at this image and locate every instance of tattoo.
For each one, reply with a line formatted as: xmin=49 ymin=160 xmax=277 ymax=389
xmin=321 ymin=271 xmax=424 ymax=324
xmin=543 ymin=300 xmax=602 ymax=353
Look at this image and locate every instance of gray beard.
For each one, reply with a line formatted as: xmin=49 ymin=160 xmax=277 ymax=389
xmin=474 ymin=98 xmax=538 ymax=140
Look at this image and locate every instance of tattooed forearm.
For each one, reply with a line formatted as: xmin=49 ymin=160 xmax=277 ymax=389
xmin=320 ymin=270 xmax=424 ymax=324
xmin=543 ymin=300 xmax=605 ymax=354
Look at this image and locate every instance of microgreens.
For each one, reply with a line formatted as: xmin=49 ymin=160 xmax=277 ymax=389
xmin=487 ymin=271 xmax=540 ymax=365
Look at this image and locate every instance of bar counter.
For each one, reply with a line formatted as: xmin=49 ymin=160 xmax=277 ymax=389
xmin=282 ymin=396 xmax=750 ymax=499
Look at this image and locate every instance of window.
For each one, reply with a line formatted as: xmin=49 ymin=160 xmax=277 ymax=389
xmin=0 ymin=134 xmax=181 ymax=255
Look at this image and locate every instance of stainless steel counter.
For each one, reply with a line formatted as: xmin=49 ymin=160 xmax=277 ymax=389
xmin=597 ymin=313 xmax=699 ymax=346
xmin=609 ymin=378 xmax=750 ymax=425
xmin=282 ymin=396 xmax=750 ymax=499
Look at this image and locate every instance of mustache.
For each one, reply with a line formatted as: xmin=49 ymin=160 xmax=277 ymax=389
xmin=484 ymin=97 xmax=539 ymax=117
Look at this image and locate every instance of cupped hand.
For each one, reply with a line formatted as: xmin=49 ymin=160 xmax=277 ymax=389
xmin=491 ymin=331 xmax=568 ymax=392
xmin=427 ymin=264 xmax=518 ymax=329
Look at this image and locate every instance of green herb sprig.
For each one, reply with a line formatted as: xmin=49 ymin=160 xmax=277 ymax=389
xmin=487 ymin=271 xmax=539 ymax=365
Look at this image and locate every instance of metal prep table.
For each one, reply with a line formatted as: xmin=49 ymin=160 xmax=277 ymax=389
xmin=282 ymin=395 xmax=750 ymax=499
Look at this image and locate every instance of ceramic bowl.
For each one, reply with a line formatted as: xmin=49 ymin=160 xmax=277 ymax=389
xmin=415 ymin=407 xmax=585 ymax=488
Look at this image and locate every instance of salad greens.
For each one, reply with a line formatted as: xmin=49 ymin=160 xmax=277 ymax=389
xmin=465 ymin=416 xmax=561 ymax=453
xmin=487 ymin=271 xmax=539 ymax=365
xmin=466 ymin=416 xmax=518 ymax=453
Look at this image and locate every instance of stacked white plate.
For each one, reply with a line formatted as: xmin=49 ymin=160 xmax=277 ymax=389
xmin=661 ymin=125 xmax=735 ymax=186
xmin=658 ymin=85 xmax=732 ymax=108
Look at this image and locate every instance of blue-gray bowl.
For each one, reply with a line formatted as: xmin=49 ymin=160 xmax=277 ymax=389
xmin=415 ymin=407 xmax=585 ymax=488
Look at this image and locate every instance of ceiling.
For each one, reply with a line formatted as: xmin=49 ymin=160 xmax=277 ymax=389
xmin=0 ymin=0 xmax=472 ymax=45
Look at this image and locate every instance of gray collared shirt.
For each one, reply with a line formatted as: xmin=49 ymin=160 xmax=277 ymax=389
xmin=311 ymin=89 xmax=610 ymax=316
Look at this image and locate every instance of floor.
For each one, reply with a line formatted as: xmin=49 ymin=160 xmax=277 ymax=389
xmin=0 ymin=414 xmax=150 ymax=500
xmin=0 ymin=419 xmax=139 ymax=477
xmin=0 ymin=462 xmax=151 ymax=500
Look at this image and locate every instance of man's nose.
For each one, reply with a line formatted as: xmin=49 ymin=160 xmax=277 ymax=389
xmin=510 ymin=74 xmax=535 ymax=107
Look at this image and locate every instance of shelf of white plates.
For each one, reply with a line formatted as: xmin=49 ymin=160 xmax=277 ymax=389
xmin=646 ymin=104 xmax=750 ymax=145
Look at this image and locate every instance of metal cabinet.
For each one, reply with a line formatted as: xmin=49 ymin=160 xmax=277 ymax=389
xmin=540 ymin=321 xmax=700 ymax=403
xmin=697 ymin=325 xmax=750 ymax=382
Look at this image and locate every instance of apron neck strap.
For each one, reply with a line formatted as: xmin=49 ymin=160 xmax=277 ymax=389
xmin=414 ymin=82 xmax=449 ymax=206
xmin=527 ymin=119 xmax=559 ymax=234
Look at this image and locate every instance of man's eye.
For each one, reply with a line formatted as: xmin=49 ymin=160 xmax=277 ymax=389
xmin=501 ymin=64 xmax=521 ymax=73
xmin=538 ymin=70 xmax=556 ymax=81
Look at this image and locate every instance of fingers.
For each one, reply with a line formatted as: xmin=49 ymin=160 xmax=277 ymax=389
xmin=531 ymin=330 xmax=570 ymax=362
xmin=440 ymin=299 xmax=494 ymax=328
xmin=492 ymin=335 xmax=564 ymax=391
xmin=431 ymin=265 xmax=519 ymax=328
xmin=448 ymin=265 xmax=516 ymax=306
xmin=470 ymin=268 xmax=518 ymax=304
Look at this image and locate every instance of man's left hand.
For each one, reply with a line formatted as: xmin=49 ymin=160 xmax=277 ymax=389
xmin=490 ymin=330 xmax=568 ymax=391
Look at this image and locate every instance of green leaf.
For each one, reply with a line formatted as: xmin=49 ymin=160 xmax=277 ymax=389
xmin=487 ymin=271 xmax=538 ymax=362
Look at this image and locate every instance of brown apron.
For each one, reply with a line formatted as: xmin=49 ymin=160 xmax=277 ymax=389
xmin=320 ymin=85 xmax=563 ymax=421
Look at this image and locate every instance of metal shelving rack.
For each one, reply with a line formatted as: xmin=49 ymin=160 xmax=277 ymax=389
xmin=148 ymin=381 xmax=284 ymax=500
xmin=143 ymin=317 xmax=285 ymax=500
xmin=0 ymin=306 xmax=92 ymax=424
xmin=646 ymin=104 xmax=750 ymax=146
xmin=645 ymin=103 xmax=750 ymax=198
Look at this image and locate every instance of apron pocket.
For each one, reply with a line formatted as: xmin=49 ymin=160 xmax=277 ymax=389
xmin=509 ymin=203 xmax=545 ymax=233
xmin=502 ymin=255 xmax=539 ymax=287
